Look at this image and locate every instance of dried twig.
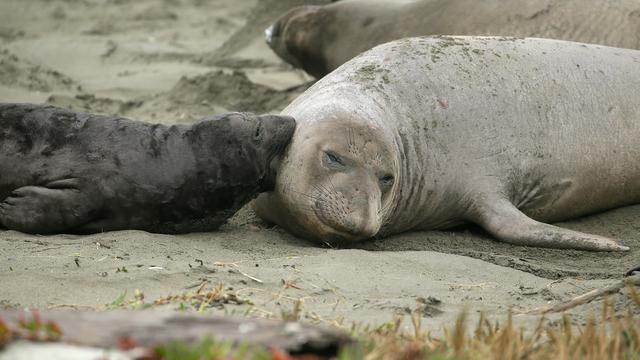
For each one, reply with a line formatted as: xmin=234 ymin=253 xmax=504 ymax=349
xmin=214 ymin=261 xmax=263 ymax=283
xmin=517 ymin=273 xmax=640 ymax=315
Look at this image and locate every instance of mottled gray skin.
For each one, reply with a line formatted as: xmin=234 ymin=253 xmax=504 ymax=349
xmin=0 ymin=104 xmax=295 ymax=234
xmin=254 ymin=36 xmax=640 ymax=251
xmin=266 ymin=0 xmax=640 ymax=77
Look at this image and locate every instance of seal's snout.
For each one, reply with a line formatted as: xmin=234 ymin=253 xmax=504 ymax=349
xmin=312 ymin=174 xmax=383 ymax=243
xmin=264 ymin=5 xmax=325 ymax=73
xmin=264 ymin=25 xmax=273 ymax=45
xmin=265 ymin=23 xmax=278 ymax=46
xmin=326 ymin=205 xmax=382 ymax=242
xmin=349 ymin=214 xmax=381 ymax=240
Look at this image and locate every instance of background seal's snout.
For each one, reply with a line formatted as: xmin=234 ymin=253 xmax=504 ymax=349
xmin=264 ymin=23 xmax=279 ymax=46
xmin=264 ymin=25 xmax=274 ymax=45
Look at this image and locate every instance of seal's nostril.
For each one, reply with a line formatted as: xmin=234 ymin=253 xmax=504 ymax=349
xmin=264 ymin=25 xmax=275 ymax=44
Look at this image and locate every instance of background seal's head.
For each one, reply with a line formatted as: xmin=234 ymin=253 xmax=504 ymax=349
xmin=265 ymin=5 xmax=333 ymax=78
xmin=195 ymin=112 xmax=296 ymax=191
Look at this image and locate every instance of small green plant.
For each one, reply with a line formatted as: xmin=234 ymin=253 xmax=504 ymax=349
xmin=149 ymin=338 xmax=309 ymax=360
xmin=107 ymin=291 xmax=127 ymax=309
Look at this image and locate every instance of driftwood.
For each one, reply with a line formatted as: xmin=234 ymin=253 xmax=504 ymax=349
xmin=518 ymin=272 xmax=640 ymax=315
xmin=0 ymin=310 xmax=351 ymax=356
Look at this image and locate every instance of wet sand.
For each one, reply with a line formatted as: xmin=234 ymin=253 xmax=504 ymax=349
xmin=0 ymin=0 xmax=637 ymax=332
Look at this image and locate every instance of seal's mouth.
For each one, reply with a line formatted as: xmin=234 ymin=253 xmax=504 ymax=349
xmin=316 ymin=226 xmax=366 ymax=246
xmin=312 ymin=206 xmax=380 ymax=243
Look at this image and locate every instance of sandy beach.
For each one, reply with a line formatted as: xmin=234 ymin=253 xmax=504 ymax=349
xmin=0 ymin=0 xmax=638 ymax=334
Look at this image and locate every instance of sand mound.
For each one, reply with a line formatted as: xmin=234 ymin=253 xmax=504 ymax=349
xmin=0 ymin=49 xmax=76 ymax=92
xmin=46 ymin=93 xmax=143 ymax=116
xmin=132 ymin=70 xmax=306 ymax=121
xmin=47 ymin=70 xmax=309 ymax=122
xmin=204 ymin=0 xmax=334 ymax=64
xmin=0 ymin=27 xmax=24 ymax=42
xmin=168 ymin=70 xmax=298 ymax=112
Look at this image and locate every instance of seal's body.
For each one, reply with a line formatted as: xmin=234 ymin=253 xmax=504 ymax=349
xmin=254 ymin=37 xmax=640 ymax=251
xmin=0 ymin=104 xmax=295 ymax=234
xmin=266 ymin=0 xmax=640 ymax=77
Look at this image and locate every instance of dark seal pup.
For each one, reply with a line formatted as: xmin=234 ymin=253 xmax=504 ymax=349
xmin=0 ymin=103 xmax=295 ymax=234
xmin=266 ymin=0 xmax=640 ymax=77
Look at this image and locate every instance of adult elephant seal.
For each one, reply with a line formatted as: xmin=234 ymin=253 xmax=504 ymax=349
xmin=0 ymin=103 xmax=295 ymax=234
xmin=266 ymin=0 xmax=640 ymax=77
xmin=253 ymin=36 xmax=640 ymax=252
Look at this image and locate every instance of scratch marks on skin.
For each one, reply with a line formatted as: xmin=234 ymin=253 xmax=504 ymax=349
xmin=346 ymin=127 xmax=385 ymax=167
xmin=475 ymin=146 xmax=509 ymax=160
xmin=367 ymin=152 xmax=384 ymax=167
xmin=511 ymin=176 xmax=573 ymax=215
xmin=347 ymin=128 xmax=359 ymax=156
xmin=513 ymin=178 xmax=544 ymax=210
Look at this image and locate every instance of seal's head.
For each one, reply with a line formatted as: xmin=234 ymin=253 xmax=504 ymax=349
xmin=197 ymin=113 xmax=296 ymax=190
xmin=265 ymin=5 xmax=333 ymax=78
xmin=251 ymin=114 xmax=298 ymax=188
xmin=254 ymin=106 xmax=399 ymax=245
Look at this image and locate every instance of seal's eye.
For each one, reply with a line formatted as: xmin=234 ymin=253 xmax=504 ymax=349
xmin=379 ymin=174 xmax=394 ymax=191
xmin=324 ymin=151 xmax=345 ymax=168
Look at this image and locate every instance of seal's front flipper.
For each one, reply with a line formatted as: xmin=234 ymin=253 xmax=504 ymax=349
xmin=469 ymin=196 xmax=629 ymax=252
xmin=0 ymin=180 xmax=99 ymax=234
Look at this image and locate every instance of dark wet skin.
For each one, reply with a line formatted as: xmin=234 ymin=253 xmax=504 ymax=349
xmin=0 ymin=103 xmax=295 ymax=234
